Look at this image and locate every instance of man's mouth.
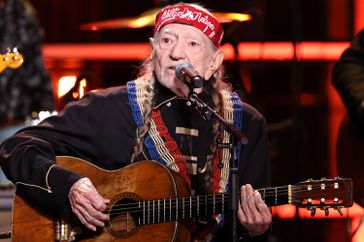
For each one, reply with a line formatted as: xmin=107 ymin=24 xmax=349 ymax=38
xmin=166 ymin=66 xmax=176 ymax=74
xmin=167 ymin=66 xmax=176 ymax=70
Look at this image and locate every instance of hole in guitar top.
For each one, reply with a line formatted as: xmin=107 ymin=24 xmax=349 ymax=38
xmin=108 ymin=196 xmax=141 ymax=238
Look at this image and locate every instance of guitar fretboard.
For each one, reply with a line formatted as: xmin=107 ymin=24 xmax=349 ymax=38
xmin=111 ymin=186 xmax=290 ymax=226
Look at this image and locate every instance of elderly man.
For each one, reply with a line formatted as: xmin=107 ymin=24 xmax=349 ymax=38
xmin=0 ymin=3 xmax=271 ymax=241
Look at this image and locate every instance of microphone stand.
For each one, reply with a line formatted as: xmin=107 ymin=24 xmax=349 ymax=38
xmin=187 ymin=89 xmax=248 ymax=242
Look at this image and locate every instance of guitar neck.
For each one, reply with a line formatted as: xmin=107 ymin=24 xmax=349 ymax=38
xmin=132 ymin=186 xmax=289 ymax=226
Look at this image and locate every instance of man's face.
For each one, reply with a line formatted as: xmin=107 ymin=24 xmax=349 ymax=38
xmin=152 ymin=23 xmax=216 ymax=96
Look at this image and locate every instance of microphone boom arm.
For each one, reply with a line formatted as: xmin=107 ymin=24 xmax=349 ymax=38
xmin=188 ymin=91 xmax=248 ymax=145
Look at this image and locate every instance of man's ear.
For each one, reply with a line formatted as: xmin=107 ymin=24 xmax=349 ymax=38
xmin=149 ymin=37 xmax=158 ymax=58
xmin=204 ymin=50 xmax=224 ymax=80
xmin=149 ymin=37 xmax=155 ymax=50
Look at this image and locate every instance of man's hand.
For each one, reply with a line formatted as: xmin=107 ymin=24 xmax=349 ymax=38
xmin=68 ymin=177 xmax=110 ymax=231
xmin=237 ymin=184 xmax=272 ymax=236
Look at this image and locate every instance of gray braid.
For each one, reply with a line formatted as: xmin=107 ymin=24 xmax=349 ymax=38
xmin=127 ymin=57 xmax=157 ymax=163
xmin=204 ymin=67 xmax=225 ymax=192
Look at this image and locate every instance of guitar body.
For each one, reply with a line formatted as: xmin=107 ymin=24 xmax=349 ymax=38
xmin=13 ymin=157 xmax=191 ymax=242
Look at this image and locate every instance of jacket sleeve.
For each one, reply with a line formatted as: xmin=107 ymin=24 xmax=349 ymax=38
xmin=332 ymin=30 xmax=364 ymax=129
xmin=0 ymin=92 xmax=104 ymax=212
xmin=239 ymin=103 xmax=271 ymax=242
xmin=239 ymin=103 xmax=271 ymax=189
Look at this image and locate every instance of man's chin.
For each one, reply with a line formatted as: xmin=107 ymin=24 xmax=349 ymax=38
xmin=158 ymin=78 xmax=178 ymax=89
xmin=156 ymin=76 xmax=188 ymax=94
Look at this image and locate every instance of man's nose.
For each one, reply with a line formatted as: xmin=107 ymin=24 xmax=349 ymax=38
xmin=169 ymin=41 xmax=186 ymax=60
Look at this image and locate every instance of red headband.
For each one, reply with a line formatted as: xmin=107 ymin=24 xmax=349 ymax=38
xmin=154 ymin=5 xmax=224 ymax=47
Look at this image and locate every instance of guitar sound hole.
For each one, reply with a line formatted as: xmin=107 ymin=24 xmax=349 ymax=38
xmin=108 ymin=198 xmax=140 ymax=238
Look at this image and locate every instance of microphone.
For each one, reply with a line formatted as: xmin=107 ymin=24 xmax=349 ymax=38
xmin=175 ymin=62 xmax=204 ymax=88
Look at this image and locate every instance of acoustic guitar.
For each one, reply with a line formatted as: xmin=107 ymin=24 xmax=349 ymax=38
xmin=0 ymin=48 xmax=23 ymax=73
xmin=12 ymin=156 xmax=353 ymax=242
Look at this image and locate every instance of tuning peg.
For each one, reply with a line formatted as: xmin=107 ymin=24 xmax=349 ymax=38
xmin=323 ymin=207 xmax=329 ymax=216
xmin=310 ymin=208 xmax=316 ymax=217
xmin=335 ymin=206 xmax=343 ymax=216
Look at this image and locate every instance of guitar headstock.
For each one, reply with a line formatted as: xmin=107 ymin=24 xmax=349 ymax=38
xmin=291 ymin=177 xmax=353 ymax=216
xmin=0 ymin=47 xmax=24 ymax=73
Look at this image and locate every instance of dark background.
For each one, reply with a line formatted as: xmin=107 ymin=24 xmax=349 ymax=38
xmin=28 ymin=0 xmax=359 ymax=241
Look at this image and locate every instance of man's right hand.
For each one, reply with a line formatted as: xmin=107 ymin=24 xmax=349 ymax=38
xmin=68 ymin=177 xmax=110 ymax=231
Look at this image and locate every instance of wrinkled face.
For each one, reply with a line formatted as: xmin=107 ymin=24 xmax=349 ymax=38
xmin=152 ymin=23 xmax=217 ymax=96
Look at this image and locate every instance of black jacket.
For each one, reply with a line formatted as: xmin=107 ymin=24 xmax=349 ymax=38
xmin=333 ymin=29 xmax=364 ymax=137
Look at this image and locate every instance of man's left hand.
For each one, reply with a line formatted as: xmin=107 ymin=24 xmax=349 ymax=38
xmin=237 ymin=184 xmax=272 ymax=236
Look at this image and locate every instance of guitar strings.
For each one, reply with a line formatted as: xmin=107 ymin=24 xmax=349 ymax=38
xmin=107 ymin=183 xmax=346 ymax=212
xmin=62 ymin=183 xmax=348 ymax=223
xmin=112 ymin=184 xmax=348 ymax=217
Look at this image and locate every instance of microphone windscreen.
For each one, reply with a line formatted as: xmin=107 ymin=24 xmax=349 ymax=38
xmin=175 ymin=62 xmax=193 ymax=81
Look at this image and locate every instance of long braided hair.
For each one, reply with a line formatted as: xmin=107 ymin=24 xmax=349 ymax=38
xmin=128 ymin=3 xmax=229 ymax=191
xmin=127 ymin=56 xmax=157 ymax=163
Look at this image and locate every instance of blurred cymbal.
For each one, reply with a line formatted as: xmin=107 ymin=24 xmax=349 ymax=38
xmin=80 ymin=7 xmax=251 ymax=31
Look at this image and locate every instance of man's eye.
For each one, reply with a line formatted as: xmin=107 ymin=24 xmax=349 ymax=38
xmin=162 ymin=38 xmax=171 ymax=44
xmin=190 ymin=41 xmax=199 ymax=47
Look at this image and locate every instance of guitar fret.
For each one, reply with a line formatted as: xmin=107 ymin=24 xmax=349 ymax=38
xmin=275 ymin=187 xmax=278 ymax=205
xmin=205 ymin=195 xmax=208 ymax=216
xmin=288 ymin=185 xmax=292 ymax=204
xmin=138 ymin=201 xmax=141 ymax=226
xmin=182 ymin=197 xmax=185 ymax=219
xmin=213 ymin=194 xmax=216 ymax=214
xmin=176 ymin=198 xmax=178 ymax=220
xmin=258 ymin=186 xmax=291 ymax=206
xmin=197 ymin=196 xmax=200 ymax=217
xmin=152 ymin=200 xmax=155 ymax=224
xmin=147 ymin=200 xmax=150 ymax=224
xmin=163 ymin=199 xmax=166 ymax=222
xmin=143 ymin=201 xmax=146 ymax=225
xmin=158 ymin=199 xmax=160 ymax=223
xmin=189 ymin=196 xmax=192 ymax=218
xmin=169 ymin=198 xmax=172 ymax=221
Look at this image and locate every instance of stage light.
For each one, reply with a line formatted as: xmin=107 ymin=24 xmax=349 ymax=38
xmin=58 ymin=76 xmax=77 ymax=98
